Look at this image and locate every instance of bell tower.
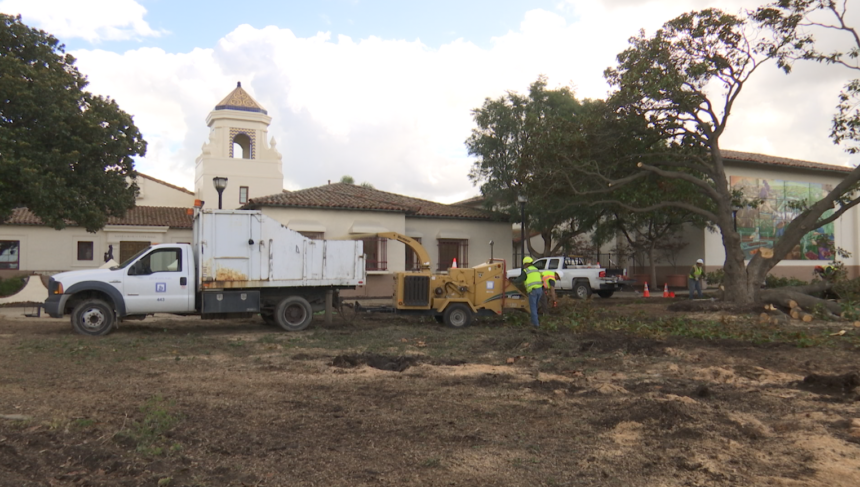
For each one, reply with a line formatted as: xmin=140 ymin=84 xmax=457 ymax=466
xmin=194 ymin=82 xmax=284 ymax=208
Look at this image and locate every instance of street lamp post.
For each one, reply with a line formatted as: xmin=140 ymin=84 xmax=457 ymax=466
xmin=517 ymin=195 xmax=527 ymax=267
xmin=213 ymin=177 xmax=228 ymax=210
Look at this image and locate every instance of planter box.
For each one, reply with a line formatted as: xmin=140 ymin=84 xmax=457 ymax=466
xmin=665 ymin=274 xmax=687 ymax=288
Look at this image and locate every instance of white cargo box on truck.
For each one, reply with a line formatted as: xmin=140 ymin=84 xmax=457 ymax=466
xmin=194 ymin=210 xmax=364 ymax=288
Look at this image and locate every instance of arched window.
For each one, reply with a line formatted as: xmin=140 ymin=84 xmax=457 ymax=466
xmin=232 ymin=133 xmax=252 ymax=159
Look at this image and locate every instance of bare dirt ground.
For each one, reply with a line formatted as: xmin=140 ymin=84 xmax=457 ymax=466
xmin=1 ymin=297 xmax=859 ymax=487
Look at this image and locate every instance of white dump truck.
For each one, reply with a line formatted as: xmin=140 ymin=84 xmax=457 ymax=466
xmin=506 ymin=256 xmax=625 ymax=299
xmin=44 ymin=209 xmax=365 ymax=336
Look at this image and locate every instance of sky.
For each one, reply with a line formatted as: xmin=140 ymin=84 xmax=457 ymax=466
xmin=2 ymin=0 xmax=859 ymax=204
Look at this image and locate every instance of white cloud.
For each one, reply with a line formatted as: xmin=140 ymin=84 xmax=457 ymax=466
xmin=0 ymin=0 xmax=162 ymax=42
xmin=44 ymin=1 xmax=860 ymax=204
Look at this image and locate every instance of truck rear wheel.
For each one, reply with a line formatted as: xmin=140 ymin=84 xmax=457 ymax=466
xmin=274 ymin=296 xmax=313 ymax=331
xmin=443 ymin=303 xmax=472 ymax=328
xmin=572 ymin=280 xmax=592 ymax=299
xmin=71 ymin=299 xmax=115 ymax=336
xmin=596 ymin=290 xmax=614 ymax=298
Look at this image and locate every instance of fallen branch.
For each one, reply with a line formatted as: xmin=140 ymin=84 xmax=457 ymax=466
xmin=759 ymin=288 xmax=841 ymax=315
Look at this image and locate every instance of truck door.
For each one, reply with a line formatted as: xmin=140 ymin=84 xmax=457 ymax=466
xmin=123 ymin=246 xmax=193 ymax=314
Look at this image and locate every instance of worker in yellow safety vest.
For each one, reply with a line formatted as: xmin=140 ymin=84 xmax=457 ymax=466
xmin=541 ymin=269 xmax=559 ymax=308
xmin=814 ymin=263 xmax=839 ymax=281
xmin=688 ymin=258 xmax=704 ymax=299
xmin=511 ymin=256 xmax=544 ymax=327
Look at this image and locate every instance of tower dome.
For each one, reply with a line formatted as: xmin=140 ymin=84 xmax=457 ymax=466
xmin=214 ymin=81 xmax=268 ymax=114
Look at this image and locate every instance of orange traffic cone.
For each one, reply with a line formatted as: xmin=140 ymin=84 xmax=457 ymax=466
xmin=643 ymin=282 xmax=650 ymax=298
xmin=451 ymin=258 xmax=457 ymax=268
xmin=663 ymin=283 xmax=669 ymax=298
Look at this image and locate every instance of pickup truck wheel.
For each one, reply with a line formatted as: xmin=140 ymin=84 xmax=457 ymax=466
xmin=71 ymin=299 xmax=115 ymax=336
xmin=275 ymin=296 xmax=313 ymax=331
xmin=596 ymin=290 xmax=614 ymax=298
xmin=443 ymin=303 xmax=472 ymax=328
xmin=572 ymin=281 xmax=592 ymax=300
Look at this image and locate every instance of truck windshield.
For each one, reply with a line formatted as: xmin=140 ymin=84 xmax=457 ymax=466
xmin=114 ymin=246 xmax=152 ymax=270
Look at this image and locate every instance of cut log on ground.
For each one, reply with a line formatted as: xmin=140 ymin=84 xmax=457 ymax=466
xmin=759 ymin=285 xmax=841 ymax=316
xmin=788 ymin=308 xmax=814 ymax=322
xmin=759 ymin=308 xmax=789 ymax=325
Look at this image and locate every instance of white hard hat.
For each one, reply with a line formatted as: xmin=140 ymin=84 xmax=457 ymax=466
xmin=696 ymin=259 xmax=704 ymax=264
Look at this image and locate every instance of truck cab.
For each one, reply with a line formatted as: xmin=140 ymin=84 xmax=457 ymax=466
xmin=506 ymin=256 xmax=625 ymax=299
xmin=44 ymin=244 xmax=197 ymax=334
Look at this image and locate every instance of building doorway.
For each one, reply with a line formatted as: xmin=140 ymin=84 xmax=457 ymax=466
xmin=119 ymin=241 xmax=151 ymax=265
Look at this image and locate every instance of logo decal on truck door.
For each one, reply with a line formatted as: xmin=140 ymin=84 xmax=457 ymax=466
xmin=155 ymin=283 xmax=167 ymax=293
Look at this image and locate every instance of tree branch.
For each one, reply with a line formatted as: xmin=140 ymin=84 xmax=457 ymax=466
xmin=586 ymin=199 xmax=718 ymax=222
xmin=636 ymin=162 xmax=721 ymax=200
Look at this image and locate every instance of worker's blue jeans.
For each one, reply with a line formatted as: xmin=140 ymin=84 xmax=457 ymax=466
xmin=528 ymin=287 xmax=543 ymax=327
xmin=688 ymin=278 xmax=703 ymax=299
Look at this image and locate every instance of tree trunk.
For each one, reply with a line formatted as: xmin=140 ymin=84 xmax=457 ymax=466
xmin=716 ymin=208 xmax=786 ymax=306
xmin=720 ymin=220 xmax=757 ymax=305
xmin=648 ymin=244 xmax=657 ymax=290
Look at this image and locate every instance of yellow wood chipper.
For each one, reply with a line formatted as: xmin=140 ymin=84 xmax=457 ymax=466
xmin=349 ymin=233 xmax=530 ymax=327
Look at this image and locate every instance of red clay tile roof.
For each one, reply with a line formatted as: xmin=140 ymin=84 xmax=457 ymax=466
xmin=452 ymin=195 xmax=485 ymax=207
xmin=245 ymin=183 xmax=506 ymax=221
xmin=137 ymin=173 xmax=195 ymax=195
xmin=722 ymin=150 xmax=854 ymax=174
xmin=4 ymin=206 xmax=193 ymax=229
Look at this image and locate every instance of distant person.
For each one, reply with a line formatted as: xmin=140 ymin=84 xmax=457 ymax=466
xmin=814 ymin=263 xmax=839 ymax=282
xmin=103 ymin=244 xmax=114 ymax=263
xmin=511 ymin=256 xmax=543 ymax=327
xmin=689 ymin=258 xmax=704 ymax=299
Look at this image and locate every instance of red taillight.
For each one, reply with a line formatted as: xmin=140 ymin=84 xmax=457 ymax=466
xmin=599 ymin=271 xmax=606 ymax=277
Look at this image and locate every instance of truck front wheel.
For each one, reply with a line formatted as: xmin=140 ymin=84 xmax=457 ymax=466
xmin=443 ymin=303 xmax=473 ymax=328
xmin=275 ymin=296 xmax=313 ymax=331
xmin=71 ymin=299 xmax=116 ymax=336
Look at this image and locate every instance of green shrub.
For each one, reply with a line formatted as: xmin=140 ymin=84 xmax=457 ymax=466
xmin=0 ymin=276 xmax=26 ymax=297
xmin=765 ymin=275 xmax=808 ymax=288
xmin=704 ymin=268 xmax=724 ymax=285
xmin=833 ymin=277 xmax=860 ymax=301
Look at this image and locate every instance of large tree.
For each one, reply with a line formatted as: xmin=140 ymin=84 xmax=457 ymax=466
xmin=583 ymin=8 xmax=860 ymax=305
xmin=0 ymin=14 xmax=145 ymax=232
xmin=760 ymin=1 xmax=860 ymax=153
xmin=466 ymin=77 xmax=603 ymax=258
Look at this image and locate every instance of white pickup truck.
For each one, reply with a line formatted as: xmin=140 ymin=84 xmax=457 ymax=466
xmin=44 ymin=209 xmax=365 ymax=336
xmin=506 ymin=256 xmax=625 ymax=299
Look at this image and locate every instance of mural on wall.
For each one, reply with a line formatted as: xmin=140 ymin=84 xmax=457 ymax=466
xmin=729 ymin=177 xmax=835 ymax=260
